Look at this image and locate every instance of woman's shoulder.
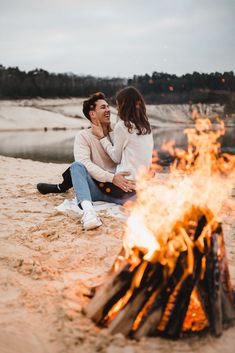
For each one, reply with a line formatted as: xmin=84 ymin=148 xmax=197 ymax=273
xmin=114 ymin=120 xmax=128 ymax=132
xmin=115 ymin=119 xmax=125 ymax=127
xmin=116 ymin=120 xmax=143 ymax=136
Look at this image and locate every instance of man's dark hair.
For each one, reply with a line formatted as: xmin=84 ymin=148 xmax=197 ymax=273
xmin=82 ymin=92 xmax=106 ymax=120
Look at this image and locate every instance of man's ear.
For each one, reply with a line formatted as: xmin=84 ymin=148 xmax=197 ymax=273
xmin=90 ymin=115 xmax=99 ymax=126
xmin=89 ymin=110 xmax=95 ymax=120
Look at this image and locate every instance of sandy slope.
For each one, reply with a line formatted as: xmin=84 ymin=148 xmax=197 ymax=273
xmin=1 ymin=98 xmax=229 ymax=132
xmin=0 ymin=99 xmax=89 ymax=130
xmin=0 ymin=98 xmax=119 ymax=131
xmin=0 ymin=155 xmax=235 ymax=353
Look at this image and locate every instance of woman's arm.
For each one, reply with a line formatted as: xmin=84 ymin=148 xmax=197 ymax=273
xmin=100 ymin=122 xmax=128 ymax=164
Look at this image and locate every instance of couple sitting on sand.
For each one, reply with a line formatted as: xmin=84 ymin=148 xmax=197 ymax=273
xmin=37 ymin=86 xmax=153 ymax=230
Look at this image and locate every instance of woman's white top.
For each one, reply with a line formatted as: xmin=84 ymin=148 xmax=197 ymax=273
xmin=100 ymin=120 xmax=153 ymax=179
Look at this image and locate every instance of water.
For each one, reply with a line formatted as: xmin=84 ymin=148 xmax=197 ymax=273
xmin=0 ymin=130 xmax=77 ymax=163
xmin=0 ymin=125 xmax=234 ymax=165
xmin=152 ymin=125 xmax=235 ymax=166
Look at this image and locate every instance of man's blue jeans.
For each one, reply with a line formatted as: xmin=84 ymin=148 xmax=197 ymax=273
xmin=70 ymin=162 xmax=136 ymax=206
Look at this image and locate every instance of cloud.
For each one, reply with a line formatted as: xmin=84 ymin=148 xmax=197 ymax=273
xmin=0 ymin=0 xmax=234 ymax=76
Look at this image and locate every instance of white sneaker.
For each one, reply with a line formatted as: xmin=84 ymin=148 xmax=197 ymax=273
xmin=81 ymin=210 xmax=102 ymax=230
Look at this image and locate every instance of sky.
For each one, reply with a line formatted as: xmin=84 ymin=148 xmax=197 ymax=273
xmin=0 ymin=0 xmax=235 ymax=78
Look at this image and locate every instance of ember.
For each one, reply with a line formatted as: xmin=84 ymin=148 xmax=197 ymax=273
xmin=84 ymin=116 xmax=235 ymax=339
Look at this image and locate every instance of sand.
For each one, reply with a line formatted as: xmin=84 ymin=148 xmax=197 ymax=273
xmin=0 ymin=97 xmax=235 ymax=352
xmin=0 ymin=154 xmax=235 ymax=353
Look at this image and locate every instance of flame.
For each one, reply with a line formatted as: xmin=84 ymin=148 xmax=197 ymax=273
xmin=182 ymin=288 xmax=209 ymax=332
xmin=100 ymin=115 xmax=235 ymax=335
xmin=115 ymin=116 xmax=234 ymax=331
xmin=162 ymin=140 xmax=176 ymax=156
xmin=124 ymin=212 xmax=160 ymax=261
xmin=122 ymin=116 xmax=235 ymax=271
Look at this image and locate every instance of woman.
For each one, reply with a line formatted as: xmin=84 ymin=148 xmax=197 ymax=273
xmin=92 ymin=86 xmax=153 ymax=182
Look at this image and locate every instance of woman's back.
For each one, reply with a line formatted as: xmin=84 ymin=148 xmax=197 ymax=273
xmin=103 ymin=120 xmax=153 ymax=179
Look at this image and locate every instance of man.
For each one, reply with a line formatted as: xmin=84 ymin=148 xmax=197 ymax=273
xmin=37 ymin=92 xmax=135 ymax=230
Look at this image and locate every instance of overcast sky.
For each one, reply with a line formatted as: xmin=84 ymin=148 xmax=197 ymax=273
xmin=0 ymin=0 xmax=234 ymax=77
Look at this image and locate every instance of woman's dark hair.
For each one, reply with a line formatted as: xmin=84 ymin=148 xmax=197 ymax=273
xmin=116 ymin=86 xmax=151 ymax=135
xmin=83 ymin=92 xmax=106 ymax=120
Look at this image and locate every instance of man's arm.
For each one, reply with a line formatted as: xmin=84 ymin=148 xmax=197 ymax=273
xmin=74 ymin=133 xmax=114 ymax=183
xmin=74 ymin=132 xmax=135 ymax=192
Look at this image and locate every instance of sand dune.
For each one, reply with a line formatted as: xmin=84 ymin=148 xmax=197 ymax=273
xmin=0 ymin=98 xmax=229 ymax=132
xmin=0 ymin=98 xmax=120 ymax=131
xmin=0 ymin=99 xmax=89 ymax=130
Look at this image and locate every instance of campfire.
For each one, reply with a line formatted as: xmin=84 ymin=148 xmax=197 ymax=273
xmin=84 ymin=115 xmax=235 ymax=339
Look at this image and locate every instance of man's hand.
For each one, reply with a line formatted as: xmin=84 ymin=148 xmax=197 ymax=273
xmin=112 ymin=172 xmax=136 ymax=192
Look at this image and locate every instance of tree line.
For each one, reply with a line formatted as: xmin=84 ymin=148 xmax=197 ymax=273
xmin=0 ymin=64 xmax=234 ymax=105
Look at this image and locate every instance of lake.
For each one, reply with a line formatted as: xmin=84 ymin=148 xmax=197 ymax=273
xmin=0 ymin=125 xmax=234 ymax=166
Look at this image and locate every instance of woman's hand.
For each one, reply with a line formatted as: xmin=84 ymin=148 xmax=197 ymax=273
xmin=91 ymin=122 xmax=105 ymax=139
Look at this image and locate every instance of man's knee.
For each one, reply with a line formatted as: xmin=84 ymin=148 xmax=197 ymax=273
xmin=70 ymin=161 xmax=87 ymax=174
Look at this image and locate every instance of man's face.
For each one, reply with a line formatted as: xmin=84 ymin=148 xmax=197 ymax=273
xmin=90 ymin=99 xmax=110 ymax=125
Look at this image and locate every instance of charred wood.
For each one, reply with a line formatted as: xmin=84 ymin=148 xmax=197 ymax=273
xmin=198 ymin=226 xmax=223 ymax=337
xmin=163 ymin=249 xmax=203 ymax=338
xmin=84 ymin=263 xmax=131 ymax=322
xmin=133 ymin=253 xmax=186 ymax=338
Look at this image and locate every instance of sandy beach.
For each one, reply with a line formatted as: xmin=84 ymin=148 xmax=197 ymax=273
xmin=0 ymin=154 xmax=234 ymax=353
xmin=0 ymin=99 xmax=235 ymax=353
xmin=0 ymin=155 xmax=127 ymax=353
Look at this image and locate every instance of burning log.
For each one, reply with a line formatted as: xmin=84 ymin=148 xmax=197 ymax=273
xmin=133 ymin=253 xmax=186 ymax=339
xmin=107 ymin=262 xmax=162 ymax=336
xmin=84 ymin=210 xmax=235 ymax=339
xmin=157 ymin=216 xmax=207 ymax=339
xmin=198 ymin=224 xmax=235 ymax=336
xmin=84 ymin=262 xmax=131 ymax=322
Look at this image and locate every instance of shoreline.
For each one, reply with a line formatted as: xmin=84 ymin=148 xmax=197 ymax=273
xmin=0 ymin=127 xmax=83 ymax=132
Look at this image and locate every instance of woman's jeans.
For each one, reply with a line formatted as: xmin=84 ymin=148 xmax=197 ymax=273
xmin=70 ymin=161 xmax=136 ymax=206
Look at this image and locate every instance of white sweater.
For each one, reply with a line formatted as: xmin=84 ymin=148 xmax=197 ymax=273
xmin=73 ymin=129 xmax=116 ymax=182
xmin=100 ymin=120 xmax=153 ymax=179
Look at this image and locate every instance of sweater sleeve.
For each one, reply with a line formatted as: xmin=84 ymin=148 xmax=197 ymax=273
xmin=73 ymin=133 xmax=114 ymax=183
xmin=100 ymin=123 xmax=128 ymax=164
